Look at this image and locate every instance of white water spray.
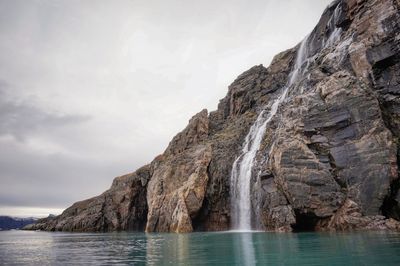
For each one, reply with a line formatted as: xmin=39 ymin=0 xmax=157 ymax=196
xmin=230 ymin=35 xmax=311 ymax=231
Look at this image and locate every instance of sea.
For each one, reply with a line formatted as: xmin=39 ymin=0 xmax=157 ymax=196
xmin=1 ymin=230 xmax=400 ymax=265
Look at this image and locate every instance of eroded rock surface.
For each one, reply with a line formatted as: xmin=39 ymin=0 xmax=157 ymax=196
xmin=146 ymin=110 xmax=212 ymax=233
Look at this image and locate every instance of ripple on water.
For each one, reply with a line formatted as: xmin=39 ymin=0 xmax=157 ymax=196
xmin=1 ymin=230 xmax=400 ymax=265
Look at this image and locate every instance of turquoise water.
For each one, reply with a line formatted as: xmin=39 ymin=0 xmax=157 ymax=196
xmin=1 ymin=230 xmax=400 ymax=265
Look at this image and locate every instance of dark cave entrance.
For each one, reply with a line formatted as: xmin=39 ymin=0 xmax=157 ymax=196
xmin=291 ymin=211 xmax=320 ymax=232
xmin=381 ymin=178 xmax=400 ymax=221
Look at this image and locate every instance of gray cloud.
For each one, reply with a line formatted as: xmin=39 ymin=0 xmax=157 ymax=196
xmin=0 ymin=139 xmax=118 ymax=208
xmin=0 ymin=82 xmax=90 ymax=141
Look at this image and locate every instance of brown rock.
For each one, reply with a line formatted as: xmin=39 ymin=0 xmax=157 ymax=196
xmin=145 ymin=110 xmax=212 ymax=233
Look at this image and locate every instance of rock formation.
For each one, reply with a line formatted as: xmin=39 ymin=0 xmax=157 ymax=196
xmin=26 ymin=0 xmax=400 ymax=232
xmin=26 ymin=166 xmax=150 ymax=231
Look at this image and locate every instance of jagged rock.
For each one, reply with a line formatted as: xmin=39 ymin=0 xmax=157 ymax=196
xmin=25 ymin=165 xmax=150 ymax=232
xmin=145 ymin=110 xmax=212 ymax=233
xmin=255 ymin=176 xmax=296 ymax=232
xmin=26 ymin=0 xmax=400 ymax=233
xmin=316 ymin=199 xmax=400 ymax=231
xmin=165 ymin=109 xmax=209 ymax=156
xmin=145 ymin=144 xmax=212 ymax=233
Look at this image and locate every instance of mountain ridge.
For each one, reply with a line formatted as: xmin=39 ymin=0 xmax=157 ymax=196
xmin=0 ymin=216 xmax=38 ymax=230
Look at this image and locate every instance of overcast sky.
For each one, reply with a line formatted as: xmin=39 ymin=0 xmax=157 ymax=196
xmin=0 ymin=0 xmax=332 ymax=217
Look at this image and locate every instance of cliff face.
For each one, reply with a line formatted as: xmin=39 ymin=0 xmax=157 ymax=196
xmin=26 ymin=0 xmax=400 ymax=232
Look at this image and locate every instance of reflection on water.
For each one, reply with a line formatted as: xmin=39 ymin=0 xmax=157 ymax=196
xmin=146 ymin=232 xmax=189 ymax=265
xmin=1 ymin=230 xmax=400 ymax=265
xmin=232 ymin=232 xmax=256 ymax=265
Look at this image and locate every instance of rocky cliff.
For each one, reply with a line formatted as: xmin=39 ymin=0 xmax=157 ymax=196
xmin=26 ymin=0 xmax=400 ymax=232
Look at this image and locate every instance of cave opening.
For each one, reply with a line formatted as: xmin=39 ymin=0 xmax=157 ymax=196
xmin=381 ymin=178 xmax=400 ymax=221
xmin=291 ymin=211 xmax=320 ymax=232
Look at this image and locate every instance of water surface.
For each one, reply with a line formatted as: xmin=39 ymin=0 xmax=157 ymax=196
xmin=1 ymin=230 xmax=400 ymax=265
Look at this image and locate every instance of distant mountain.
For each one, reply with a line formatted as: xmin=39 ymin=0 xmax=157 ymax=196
xmin=0 ymin=216 xmax=38 ymax=230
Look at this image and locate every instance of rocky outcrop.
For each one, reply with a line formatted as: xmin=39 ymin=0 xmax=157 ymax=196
xmin=146 ymin=110 xmax=212 ymax=233
xmin=27 ymin=0 xmax=400 ymax=232
xmin=315 ymin=199 xmax=400 ymax=231
xmin=25 ymin=166 xmax=150 ymax=232
xmin=145 ymin=145 xmax=211 ymax=233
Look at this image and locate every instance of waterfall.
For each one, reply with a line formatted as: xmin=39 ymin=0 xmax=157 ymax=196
xmin=230 ymin=35 xmax=310 ymax=231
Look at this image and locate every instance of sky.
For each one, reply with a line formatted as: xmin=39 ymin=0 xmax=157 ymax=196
xmin=0 ymin=0 xmax=332 ymax=217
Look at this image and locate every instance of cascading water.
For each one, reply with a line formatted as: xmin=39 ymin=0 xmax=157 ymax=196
xmin=230 ymin=35 xmax=311 ymax=231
